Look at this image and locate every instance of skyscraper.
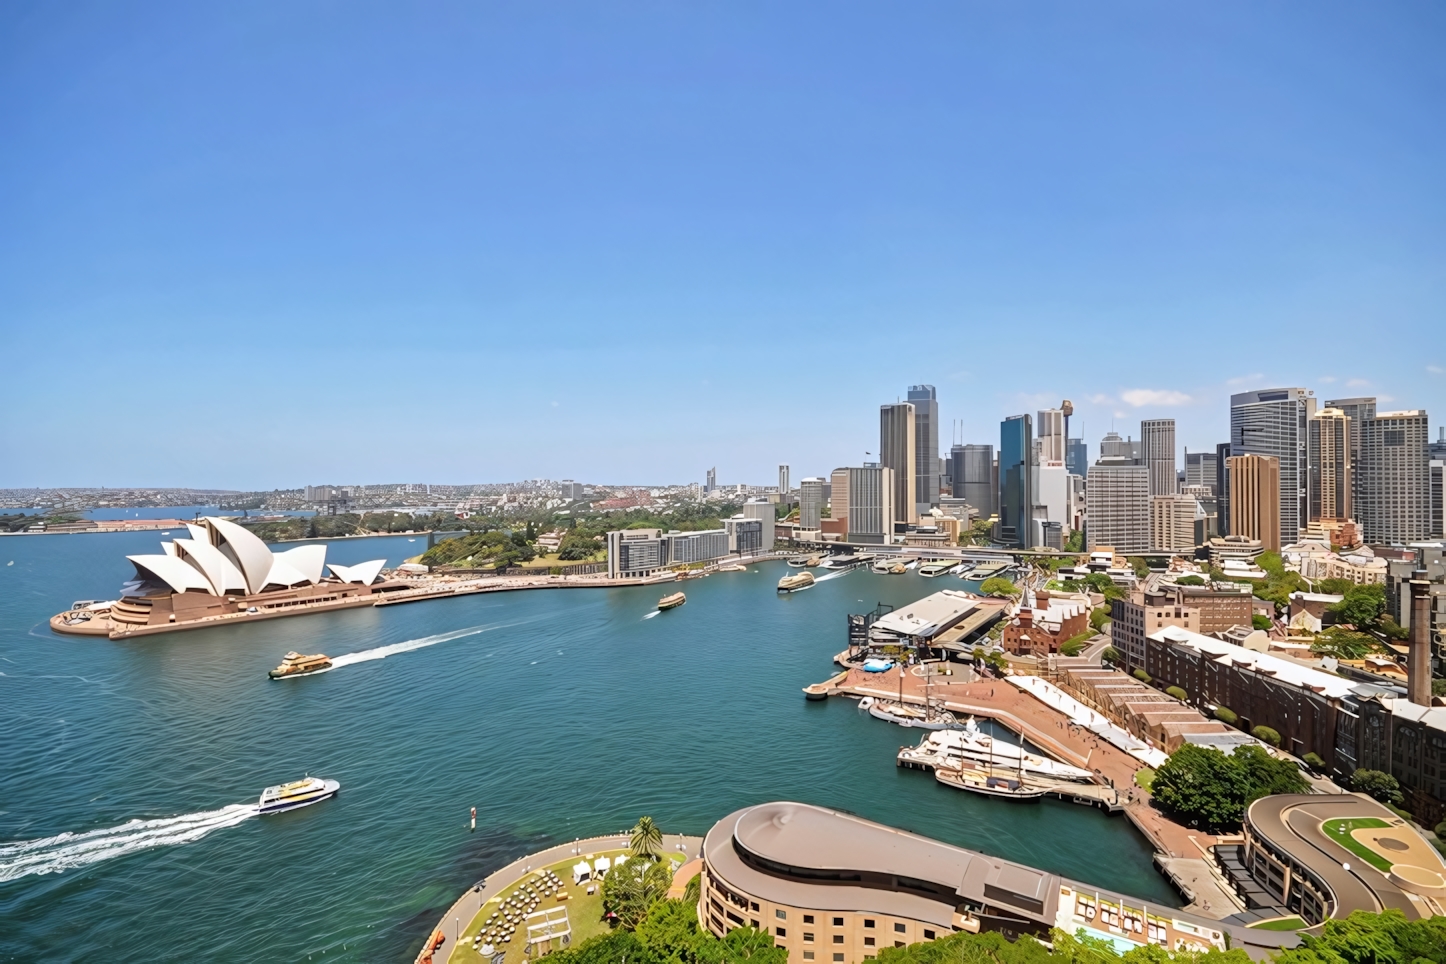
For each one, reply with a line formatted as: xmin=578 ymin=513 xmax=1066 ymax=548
xmin=880 ymin=402 xmax=918 ymax=525
xmin=1231 ymin=388 xmax=1315 ymax=548
xmin=1150 ymin=494 xmax=1200 ymax=551
xmin=951 ymin=444 xmax=996 ymax=519
xmin=998 ymin=415 xmax=1033 ymax=549
xmin=1358 ymin=409 xmax=1431 ymax=544
xmin=1036 ymin=408 xmax=1066 ymax=462
xmin=1140 ymin=419 xmax=1176 ymax=497
xmin=829 ymin=468 xmax=850 ymax=531
xmin=839 ymin=464 xmax=895 ymax=545
xmin=778 ymin=465 xmax=790 ymax=497
xmin=1324 ymin=396 xmax=1376 ymax=514
xmin=1229 ymin=454 xmax=1282 ymax=553
xmin=907 ymin=385 xmax=939 ymax=516
xmin=1066 ymin=438 xmax=1088 ymax=478
xmin=799 ymin=478 xmax=826 ymax=530
xmin=1099 ymin=431 xmax=1129 ymax=460
xmin=705 ymin=467 xmax=717 ymax=493
xmin=1215 ymin=442 xmax=1232 ymax=535
xmin=1184 ymin=450 xmax=1218 ymax=491
xmin=741 ymin=500 xmax=776 ymax=552
xmin=1309 ymin=408 xmax=1352 ymax=524
xmin=1086 ymin=457 xmax=1149 ymax=552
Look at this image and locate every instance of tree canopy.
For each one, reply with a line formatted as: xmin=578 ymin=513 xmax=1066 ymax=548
xmin=1151 ymin=744 xmax=1308 ymax=829
xmin=980 ymin=577 xmax=1020 ymax=598
xmin=1327 ymin=584 xmax=1388 ymax=631
xmin=1351 ymin=769 xmax=1404 ymax=807
xmin=601 ymin=857 xmax=675 ymax=929
xmin=551 ymin=896 xmax=787 ymax=964
xmin=630 ymin=816 xmax=664 ymax=861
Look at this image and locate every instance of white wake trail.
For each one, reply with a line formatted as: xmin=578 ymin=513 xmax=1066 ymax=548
xmin=324 ymin=626 xmax=490 ymax=670
xmin=0 ymin=804 xmax=258 ymax=882
xmin=641 ymin=610 xmax=660 ymax=619
xmin=812 ymin=567 xmax=857 ymax=583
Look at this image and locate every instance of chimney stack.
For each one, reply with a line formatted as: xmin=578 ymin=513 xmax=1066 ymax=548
xmin=1409 ymin=569 xmax=1432 ymax=706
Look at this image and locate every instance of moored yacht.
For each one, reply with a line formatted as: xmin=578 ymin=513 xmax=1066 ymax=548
xmin=918 ymin=560 xmax=958 ymax=577
xmin=257 ymin=776 xmax=340 ymax=814
xmin=899 ymin=719 xmax=1093 ymax=782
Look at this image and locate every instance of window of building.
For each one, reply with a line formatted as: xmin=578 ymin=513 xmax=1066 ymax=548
xmin=924 ymin=930 xmax=936 ymax=940
xmin=727 ymin=912 xmax=743 ymax=926
xmin=803 ymin=953 xmax=815 ymax=961
xmin=864 ymin=919 xmax=875 ymax=929
xmin=895 ymin=942 xmax=905 ymax=948
xmin=833 ymin=935 xmax=844 ymax=944
xmin=776 ymin=909 xmax=787 ymax=920
xmin=804 ymin=933 xmax=815 ymax=943
xmin=833 ymin=955 xmax=845 ymax=962
xmin=833 ymin=918 xmax=844 ymax=927
xmin=804 ymin=915 xmax=815 ymax=924
xmin=777 ymin=928 xmax=786 ymax=938
xmin=893 ymin=923 xmax=906 ymax=934
xmin=864 ymin=937 xmax=875 ymax=947
xmin=750 ymin=902 xmax=759 ymax=912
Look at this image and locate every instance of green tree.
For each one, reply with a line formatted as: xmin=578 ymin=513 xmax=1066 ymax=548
xmin=635 ymin=898 xmax=704 ymax=964
xmin=980 ymin=577 xmax=1020 ymax=598
xmin=1328 ymin=584 xmax=1387 ymax=630
xmin=694 ymin=926 xmax=788 ymax=964
xmin=1166 ymin=686 xmax=1188 ymax=701
xmin=1151 ymin=744 xmax=1306 ymax=829
xmin=630 ymin=815 xmax=664 ymax=861
xmin=1063 ymin=529 xmax=1084 ymax=552
xmin=1090 ymin=607 xmax=1112 ymax=631
xmin=1273 ymin=909 xmax=1446 ymax=964
xmin=1213 ymin=706 xmax=1238 ymax=725
xmin=544 ymin=931 xmax=657 ymax=964
xmin=1434 ymin=678 xmax=1446 ymax=698
xmin=1059 ymin=636 xmax=1087 ymax=657
xmin=1128 ymin=556 xmax=1150 ymax=578
xmin=1251 ymin=614 xmax=1272 ymax=631
xmin=1101 ymin=646 xmax=1122 ymax=665
xmin=1132 ymin=668 xmax=1151 ymax=683
xmin=602 ymin=855 xmax=674 ymax=929
xmin=1302 ymin=752 xmax=1325 ymax=772
xmin=1352 ymin=769 xmax=1404 ymax=807
xmin=1175 ymin=575 xmax=1206 ymax=587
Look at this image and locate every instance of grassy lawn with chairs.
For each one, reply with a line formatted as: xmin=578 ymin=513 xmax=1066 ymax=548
xmin=449 ymin=849 xmax=685 ymax=964
xmin=1322 ymin=818 xmax=1393 ymax=872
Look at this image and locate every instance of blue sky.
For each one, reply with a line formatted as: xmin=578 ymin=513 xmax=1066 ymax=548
xmin=2 ymin=2 xmax=1442 ymax=490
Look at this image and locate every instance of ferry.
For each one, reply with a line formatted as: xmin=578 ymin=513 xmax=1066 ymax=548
xmin=777 ymin=571 xmax=816 ymax=593
xmin=871 ymin=559 xmax=896 ymax=574
xmin=257 ymin=776 xmax=340 ymax=814
xmin=890 ymin=561 xmax=907 ymax=574
xmin=787 ymin=556 xmax=812 ymax=568
xmin=268 ymin=651 xmax=333 ymax=679
xmin=918 ymin=561 xmax=958 ymax=578
xmin=967 ymin=562 xmax=1009 ymax=580
xmin=657 ymin=592 xmax=687 ymax=611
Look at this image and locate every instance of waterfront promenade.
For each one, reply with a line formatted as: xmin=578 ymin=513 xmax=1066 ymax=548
xmin=820 ymin=663 xmax=1244 ymax=918
xmin=414 ymin=832 xmax=703 ymax=964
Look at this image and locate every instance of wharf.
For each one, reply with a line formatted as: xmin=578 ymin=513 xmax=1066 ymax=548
xmin=817 ymin=662 xmax=1244 ymax=919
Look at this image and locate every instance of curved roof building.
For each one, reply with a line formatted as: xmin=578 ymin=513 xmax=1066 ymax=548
xmin=124 ymin=517 xmax=384 ymax=598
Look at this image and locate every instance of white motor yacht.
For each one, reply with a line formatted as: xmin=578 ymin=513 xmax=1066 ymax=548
xmin=901 ymin=719 xmax=1093 ymax=782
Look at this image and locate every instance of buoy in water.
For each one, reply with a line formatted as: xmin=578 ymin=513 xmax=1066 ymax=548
xmin=470 ymin=806 xmax=476 ymax=831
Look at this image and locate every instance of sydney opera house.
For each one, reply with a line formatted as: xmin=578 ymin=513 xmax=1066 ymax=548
xmin=51 ymin=517 xmax=401 ymax=638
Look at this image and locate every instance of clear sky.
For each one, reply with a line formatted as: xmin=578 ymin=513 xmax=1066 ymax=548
xmin=2 ymin=2 xmax=1442 ymax=490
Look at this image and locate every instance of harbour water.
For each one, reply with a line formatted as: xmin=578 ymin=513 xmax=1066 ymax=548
xmin=0 ymin=534 xmax=1175 ymax=962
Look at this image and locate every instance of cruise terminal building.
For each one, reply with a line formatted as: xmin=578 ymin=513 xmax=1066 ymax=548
xmin=699 ymin=802 xmax=1236 ymax=961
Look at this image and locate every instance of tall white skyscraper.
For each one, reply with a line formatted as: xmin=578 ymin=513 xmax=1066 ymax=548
xmin=1358 ymin=409 xmax=1431 ymax=544
xmin=1036 ymin=408 xmax=1066 ymax=462
xmin=778 ymin=465 xmax=790 ymax=496
xmin=1140 ymin=419 xmax=1176 ymax=497
xmin=1086 ymin=457 xmax=1150 ymax=552
xmin=799 ymin=478 xmax=826 ymax=530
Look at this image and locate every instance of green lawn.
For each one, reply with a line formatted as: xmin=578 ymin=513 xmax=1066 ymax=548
xmin=1322 ymin=818 xmax=1393 ymax=872
xmin=1247 ymin=917 xmax=1306 ymax=931
xmin=1134 ymin=767 xmax=1156 ymax=791
xmin=449 ymin=850 xmax=685 ymax=964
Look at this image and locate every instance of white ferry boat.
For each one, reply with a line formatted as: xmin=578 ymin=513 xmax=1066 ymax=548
xmin=918 ymin=561 xmax=958 ymax=577
xmin=258 ymin=776 xmax=340 ymax=815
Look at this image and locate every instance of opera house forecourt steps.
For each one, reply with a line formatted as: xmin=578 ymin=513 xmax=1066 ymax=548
xmin=49 ymin=516 xmax=399 ymax=639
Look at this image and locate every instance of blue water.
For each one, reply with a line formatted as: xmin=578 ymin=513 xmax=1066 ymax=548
xmin=0 ymin=536 xmax=1176 ymax=962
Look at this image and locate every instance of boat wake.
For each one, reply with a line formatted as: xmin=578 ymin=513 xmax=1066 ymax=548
xmin=326 ymin=626 xmax=491 ymax=670
xmin=812 ymin=568 xmax=856 ymax=583
xmin=0 ymin=804 xmax=258 ymax=882
xmin=641 ymin=610 xmax=660 ymax=620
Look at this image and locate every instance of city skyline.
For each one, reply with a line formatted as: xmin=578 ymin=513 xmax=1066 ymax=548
xmin=3 ymin=4 xmax=1444 ymax=489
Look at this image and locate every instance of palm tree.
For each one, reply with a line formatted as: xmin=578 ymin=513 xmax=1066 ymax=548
xmin=629 ymin=815 xmax=663 ymax=861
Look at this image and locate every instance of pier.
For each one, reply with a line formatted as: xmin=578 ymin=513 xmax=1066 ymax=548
xmin=811 ymin=661 xmax=1246 ymax=919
